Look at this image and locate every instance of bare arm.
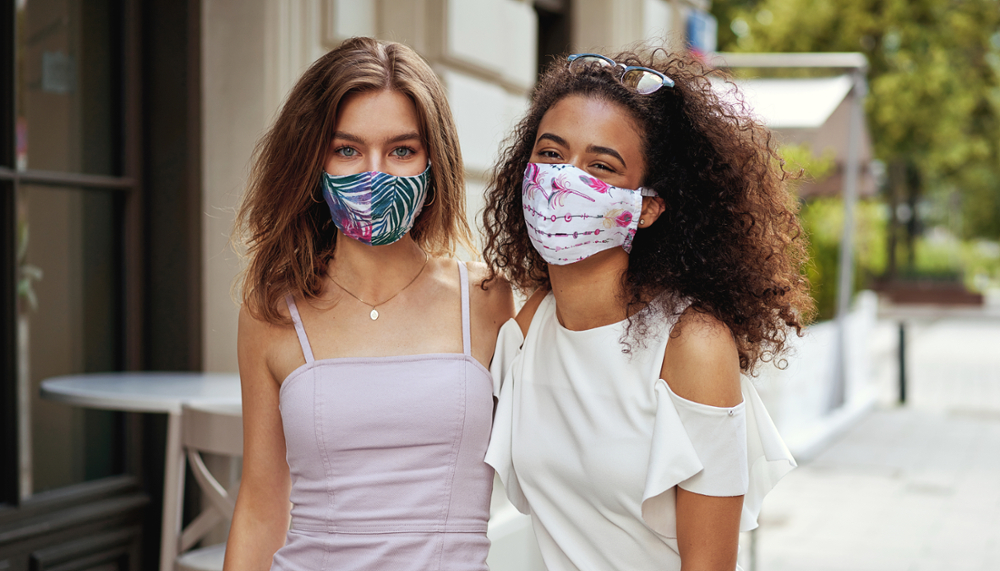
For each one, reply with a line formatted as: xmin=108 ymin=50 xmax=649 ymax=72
xmin=223 ymin=308 xmax=292 ymax=571
xmin=467 ymin=261 xmax=516 ymax=367
xmin=660 ymin=310 xmax=744 ymax=571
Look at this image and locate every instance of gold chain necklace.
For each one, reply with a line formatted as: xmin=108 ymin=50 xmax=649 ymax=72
xmin=329 ymin=251 xmax=429 ymax=320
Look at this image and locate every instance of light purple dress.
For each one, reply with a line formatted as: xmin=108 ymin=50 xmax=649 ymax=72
xmin=272 ymin=261 xmax=495 ymax=571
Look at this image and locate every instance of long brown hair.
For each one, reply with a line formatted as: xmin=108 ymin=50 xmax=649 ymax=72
xmin=482 ymin=48 xmax=813 ymax=372
xmin=235 ymin=37 xmax=474 ymax=324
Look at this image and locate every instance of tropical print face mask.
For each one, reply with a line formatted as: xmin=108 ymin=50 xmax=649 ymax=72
xmin=521 ymin=162 xmax=656 ymax=265
xmin=322 ymin=163 xmax=431 ymax=246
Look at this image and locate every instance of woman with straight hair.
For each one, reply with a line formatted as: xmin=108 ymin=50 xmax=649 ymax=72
xmin=482 ymin=48 xmax=812 ymax=570
xmin=226 ymin=37 xmax=513 ymax=571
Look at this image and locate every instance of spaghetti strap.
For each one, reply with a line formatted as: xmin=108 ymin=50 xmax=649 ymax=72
xmin=284 ymin=294 xmax=315 ymax=364
xmin=457 ymin=261 xmax=472 ymax=356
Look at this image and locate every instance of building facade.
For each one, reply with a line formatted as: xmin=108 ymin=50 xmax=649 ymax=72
xmin=0 ymin=0 xmax=714 ymax=567
xmin=201 ymin=0 xmax=712 ymax=373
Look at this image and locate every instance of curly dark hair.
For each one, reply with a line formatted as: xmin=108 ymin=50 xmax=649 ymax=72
xmin=481 ymin=48 xmax=813 ymax=373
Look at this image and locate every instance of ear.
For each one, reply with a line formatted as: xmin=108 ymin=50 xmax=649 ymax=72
xmin=638 ymin=196 xmax=666 ymax=228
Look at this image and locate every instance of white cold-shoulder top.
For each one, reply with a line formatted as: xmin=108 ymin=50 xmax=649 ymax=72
xmin=485 ymin=293 xmax=795 ymax=571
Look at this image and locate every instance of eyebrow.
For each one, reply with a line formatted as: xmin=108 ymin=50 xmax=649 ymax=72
xmin=332 ymin=131 xmax=422 ymax=145
xmin=536 ymin=132 xmax=568 ymax=147
xmin=535 ymin=133 xmax=627 ymax=168
xmin=586 ymin=144 xmax=626 ymax=168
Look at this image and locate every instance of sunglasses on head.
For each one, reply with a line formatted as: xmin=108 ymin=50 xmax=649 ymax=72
xmin=567 ymin=53 xmax=675 ymax=94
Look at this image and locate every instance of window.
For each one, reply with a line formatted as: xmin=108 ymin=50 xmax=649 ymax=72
xmin=7 ymin=0 xmax=131 ymax=500
xmin=535 ymin=0 xmax=572 ymax=76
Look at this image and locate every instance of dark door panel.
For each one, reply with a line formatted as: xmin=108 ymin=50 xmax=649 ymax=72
xmin=0 ymin=476 xmax=147 ymax=571
xmin=29 ymin=527 xmax=141 ymax=571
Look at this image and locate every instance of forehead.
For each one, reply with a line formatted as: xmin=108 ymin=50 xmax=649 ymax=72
xmin=335 ymin=90 xmax=421 ymax=131
xmin=536 ymin=95 xmax=644 ymax=154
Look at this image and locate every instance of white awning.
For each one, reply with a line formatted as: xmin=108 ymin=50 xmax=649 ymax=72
xmin=713 ymin=74 xmax=874 ymax=197
xmin=731 ymin=75 xmax=854 ymax=129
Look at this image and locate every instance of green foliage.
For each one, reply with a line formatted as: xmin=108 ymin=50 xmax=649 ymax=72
xmin=796 ymin=193 xmax=1000 ymax=320
xmin=712 ymin=0 xmax=1000 ymax=240
xmin=780 ymin=142 xmax=836 ymax=182
xmin=798 ymin=197 xmax=887 ymax=320
xmin=16 ymin=219 xmax=42 ymax=312
xmin=910 ymin=232 xmax=1000 ymax=290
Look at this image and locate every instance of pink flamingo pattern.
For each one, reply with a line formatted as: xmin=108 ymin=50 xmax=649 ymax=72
xmin=521 ymin=162 xmax=646 ymax=264
xmin=602 ymin=208 xmax=634 ymax=228
xmin=522 ymin=163 xmax=545 ymax=200
xmin=549 ymin=174 xmax=597 ymax=206
xmin=580 ymin=175 xmax=611 ymax=194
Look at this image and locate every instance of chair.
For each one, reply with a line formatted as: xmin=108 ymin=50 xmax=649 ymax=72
xmin=174 ymin=402 xmax=243 ymax=571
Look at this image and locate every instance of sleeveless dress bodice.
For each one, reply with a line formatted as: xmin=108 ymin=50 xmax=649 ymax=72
xmin=271 ymin=261 xmax=496 ymax=571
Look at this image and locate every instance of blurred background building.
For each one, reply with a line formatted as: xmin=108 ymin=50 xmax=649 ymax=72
xmin=5 ymin=0 xmax=1000 ymax=568
xmin=0 ymin=0 xmax=719 ymax=567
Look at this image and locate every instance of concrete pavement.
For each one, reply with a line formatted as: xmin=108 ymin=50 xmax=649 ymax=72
xmin=743 ymin=317 xmax=1000 ymax=571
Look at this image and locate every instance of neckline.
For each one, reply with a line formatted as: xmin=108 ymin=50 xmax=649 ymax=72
xmin=545 ymin=290 xmax=682 ymax=335
xmin=278 ymin=351 xmax=492 ymax=397
xmin=285 ymin=259 xmax=473 ymax=365
xmin=545 ymin=292 xmax=629 ymax=335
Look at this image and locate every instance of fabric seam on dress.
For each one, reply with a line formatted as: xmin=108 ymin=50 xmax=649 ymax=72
xmin=437 ymin=261 xmax=470 ymax=570
xmin=292 ymin=523 xmax=489 ymax=533
xmin=311 ymin=367 xmax=337 ymax=536
xmin=660 ymin=379 xmax=747 ymax=413
xmin=320 ymin=528 xmax=330 ymax=570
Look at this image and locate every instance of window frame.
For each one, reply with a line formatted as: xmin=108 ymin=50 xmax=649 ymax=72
xmin=0 ymin=0 xmax=145 ymax=509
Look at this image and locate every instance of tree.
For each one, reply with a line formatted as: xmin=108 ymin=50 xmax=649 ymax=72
xmin=712 ymin=0 xmax=1000 ymax=275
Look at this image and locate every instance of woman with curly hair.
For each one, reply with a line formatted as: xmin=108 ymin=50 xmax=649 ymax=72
xmin=226 ymin=37 xmax=513 ymax=571
xmin=482 ymin=50 xmax=812 ymax=570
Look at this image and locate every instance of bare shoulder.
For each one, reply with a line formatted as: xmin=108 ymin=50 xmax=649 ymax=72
xmin=237 ymin=304 xmax=279 ymax=384
xmin=514 ymin=286 xmax=549 ymax=338
xmin=238 ymin=299 xmax=300 ymax=387
xmin=238 ymin=303 xmax=279 ymax=348
xmin=660 ymin=308 xmax=742 ymax=408
xmin=465 ymin=260 xmax=515 ymax=325
xmin=466 ymin=260 xmax=512 ymax=301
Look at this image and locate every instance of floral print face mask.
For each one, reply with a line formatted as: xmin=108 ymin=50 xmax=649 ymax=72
xmin=521 ymin=162 xmax=656 ymax=265
xmin=322 ymin=163 xmax=431 ymax=246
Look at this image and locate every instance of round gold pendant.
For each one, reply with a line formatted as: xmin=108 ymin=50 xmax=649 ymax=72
xmin=370 ymin=309 xmax=379 ymax=320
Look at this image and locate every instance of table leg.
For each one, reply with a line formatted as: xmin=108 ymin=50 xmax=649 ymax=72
xmin=160 ymin=411 xmax=185 ymax=571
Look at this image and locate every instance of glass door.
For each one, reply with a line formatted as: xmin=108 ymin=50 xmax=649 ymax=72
xmin=13 ymin=0 xmax=128 ymax=498
xmin=1 ymin=0 xmax=146 ymax=568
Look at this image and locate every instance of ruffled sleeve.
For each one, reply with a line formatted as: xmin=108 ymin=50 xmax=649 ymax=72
xmin=484 ymin=319 xmax=531 ymax=513
xmin=740 ymin=377 xmax=797 ymax=528
xmin=641 ymin=377 xmax=796 ymax=538
xmin=488 ymin=318 xmax=523 ymax=399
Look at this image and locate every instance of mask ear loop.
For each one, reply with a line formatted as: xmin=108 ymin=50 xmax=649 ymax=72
xmin=420 ymin=160 xmax=436 ymax=208
xmin=639 ymin=187 xmax=658 ymax=197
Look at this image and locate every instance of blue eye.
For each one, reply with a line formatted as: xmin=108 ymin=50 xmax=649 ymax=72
xmin=391 ymin=147 xmax=415 ymax=157
xmin=336 ymin=146 xmax=358 ymax=157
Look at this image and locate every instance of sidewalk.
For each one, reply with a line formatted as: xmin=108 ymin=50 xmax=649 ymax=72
xmin=748 ymin=318 xmax=1000 ymax=571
